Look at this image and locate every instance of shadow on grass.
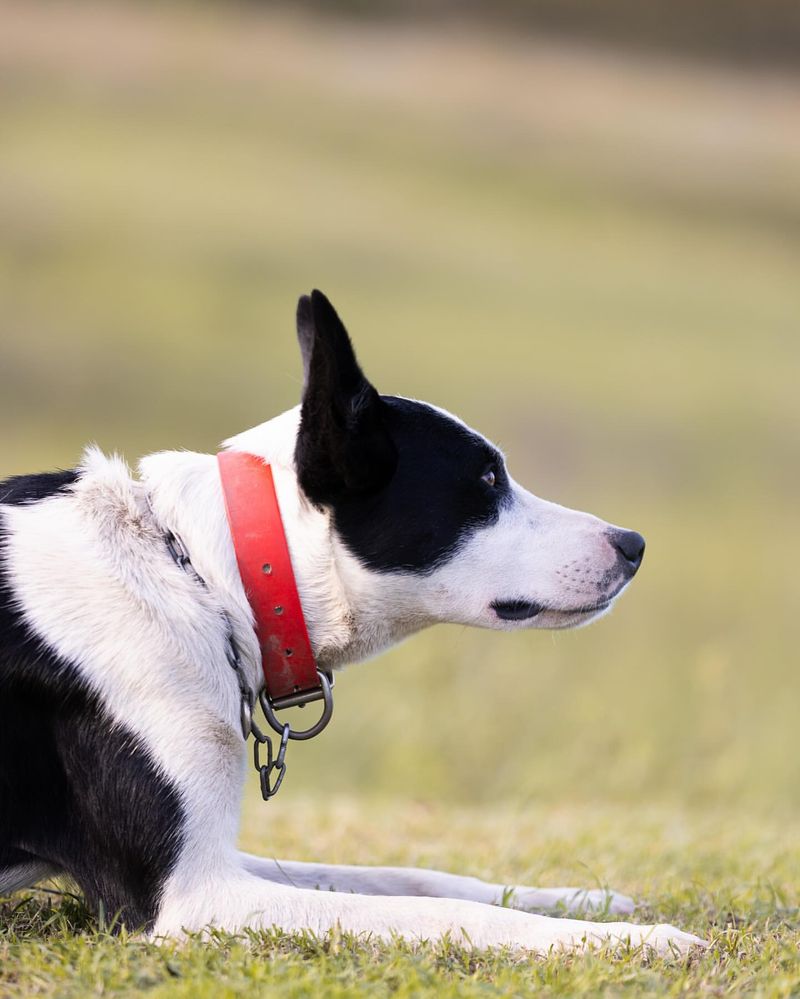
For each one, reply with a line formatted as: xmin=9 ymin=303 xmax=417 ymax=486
xmin=0 ymin=889 xmax=94 ymax=940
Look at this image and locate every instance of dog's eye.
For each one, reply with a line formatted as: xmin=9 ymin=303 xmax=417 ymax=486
xmin=481 ymin=468 xmax=497 ymax=487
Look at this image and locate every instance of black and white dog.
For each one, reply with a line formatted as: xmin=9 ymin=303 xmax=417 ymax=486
xmin=0 ymin=291 xmax=702 ymax=954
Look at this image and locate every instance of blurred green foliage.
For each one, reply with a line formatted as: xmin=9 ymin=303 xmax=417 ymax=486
xmin=1 ymin=1 xmax=798 ymax=809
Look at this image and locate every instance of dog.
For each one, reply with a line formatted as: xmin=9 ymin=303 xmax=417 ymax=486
xmin=0 ymin=290 xmax=702 ymax=954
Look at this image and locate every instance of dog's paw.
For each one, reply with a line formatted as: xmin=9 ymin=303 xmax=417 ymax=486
xmin=536 ymin=918 xmax=707 ymax=958
xmin=510 ymin=886 xmax=635 ymax=916
xmin=483 ymin=911 xmax=706 ymax=957
xmin=622 ymin=922 xmax=707 ymax=957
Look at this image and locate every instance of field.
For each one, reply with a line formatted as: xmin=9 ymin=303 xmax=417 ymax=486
xmin=1 ymin=1 xmax=799 ymax=994
xmin=2 ymin=802 xmax=800 ymax=996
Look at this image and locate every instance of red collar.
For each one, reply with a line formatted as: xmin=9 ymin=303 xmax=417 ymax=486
xmin=217 ymin=451 xmax=323 ymax=705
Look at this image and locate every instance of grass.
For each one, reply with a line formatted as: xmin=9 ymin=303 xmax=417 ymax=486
xmin=1 ymin=1 xmax=800 ymax=993
xmin=3 ymin=800 xmax=800 ymax=996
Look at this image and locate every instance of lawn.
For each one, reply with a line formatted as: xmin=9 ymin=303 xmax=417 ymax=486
xmin=1 ymin=1 xmax=799 ymax=994
xmin=3 ymin=801 xmax=800 ymax=996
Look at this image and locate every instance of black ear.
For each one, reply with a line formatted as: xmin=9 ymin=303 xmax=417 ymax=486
xmin=296 ymin=293 xmax=315 ymax=389
xmin=294 ymin=290 xmax=397 ymax=506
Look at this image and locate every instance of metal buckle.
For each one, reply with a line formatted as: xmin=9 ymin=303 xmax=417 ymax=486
xmin=259 ymin=669 xmax=334 ymax=741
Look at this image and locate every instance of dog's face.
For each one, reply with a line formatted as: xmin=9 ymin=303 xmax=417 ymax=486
xmin=286 ymin=291 xmax=644 ymax=640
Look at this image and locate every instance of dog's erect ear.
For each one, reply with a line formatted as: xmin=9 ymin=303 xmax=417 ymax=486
xmin=296 ymin=293 xmax=315 ymax=390
xmin=294 ymin=290 xmax=397 ymax=505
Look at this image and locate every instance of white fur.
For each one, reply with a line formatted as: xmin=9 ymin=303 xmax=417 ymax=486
xmin=0 ymin=408 xmax=704 ymax=956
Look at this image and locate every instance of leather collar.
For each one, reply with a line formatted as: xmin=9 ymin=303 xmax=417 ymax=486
xmin=217 ymin=451 xmax=323 ymax=705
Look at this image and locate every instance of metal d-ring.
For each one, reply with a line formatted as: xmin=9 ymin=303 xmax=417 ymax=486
xmin=239 ymin=696 xmax=253 ymax=741
xmin=259 ymin=669 xmax=334 ymax=742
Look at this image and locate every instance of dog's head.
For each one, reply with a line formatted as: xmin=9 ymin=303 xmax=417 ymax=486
xmin=228 ymin=290 xmax=644 ymax=663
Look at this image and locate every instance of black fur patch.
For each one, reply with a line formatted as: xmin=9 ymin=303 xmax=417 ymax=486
xmin=295 ymin=291 xmax=397 ymax=505
xmin=0 ymin=471 xmax=185 ymax=930
xmin=0 ymin=469 xmax=79 ymax=505
xmin=294 ymin=291 xmax=511 ymax=573
xmin=331 ymin=397 xmax=511 ymax=573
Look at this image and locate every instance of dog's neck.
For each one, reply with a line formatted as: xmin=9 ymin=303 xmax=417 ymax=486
xmin=138 ymin=407 xmax=429 ymax=674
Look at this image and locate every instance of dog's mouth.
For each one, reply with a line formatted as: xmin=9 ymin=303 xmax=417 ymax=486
xmin=491 ymin=599 xmax=544 ymax=621
xmin=491 ymin=598 xmax=612 ymax=625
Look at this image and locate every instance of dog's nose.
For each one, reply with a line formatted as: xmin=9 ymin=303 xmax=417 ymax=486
xmin=609 ymin=529 xmax=646 ymax=576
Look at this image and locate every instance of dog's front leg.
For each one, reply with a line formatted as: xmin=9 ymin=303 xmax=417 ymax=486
xmin=239 ymin=852 xmax=634 ymax=915
xmin=152 ymin=870 xmax=701 ymax=955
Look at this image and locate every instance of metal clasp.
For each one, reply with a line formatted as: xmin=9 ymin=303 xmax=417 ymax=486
xmin=259 ymin=669 xmax=334 ymax=742
xmin=252 ymin=721 xmax=290 ymax=800
xmin=250 ymin=670 xmax=334 ymax=801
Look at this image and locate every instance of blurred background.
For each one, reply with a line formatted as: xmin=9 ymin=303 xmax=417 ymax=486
xmin=1 ymin=0 xmax=798 ymax=813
